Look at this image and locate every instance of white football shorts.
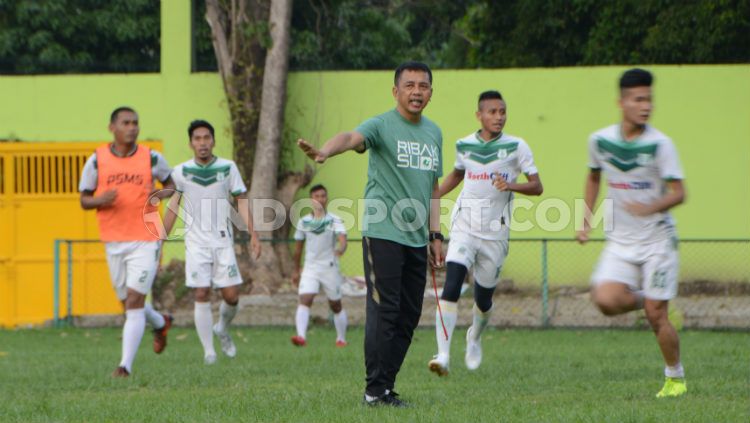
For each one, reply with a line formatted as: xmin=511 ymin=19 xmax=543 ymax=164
xmin=105 ymin=241 xmax=161 ymax=300
xmin=185 ymin=244 xmax=243 ymax=289
xmin=591 ymin=237 xmax=679 ymax=301
xmin=299 ymin=262 xmax=345 ymax=301
xmin=445 ymin=229 xmax=509 ymax=289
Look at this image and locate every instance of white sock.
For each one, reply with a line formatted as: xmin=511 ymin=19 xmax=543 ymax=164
xmin=665 ymin=363 xmax=685 ymax=378
xmin=144 ymin=302 xmax=165 ymax=329
xmin=436 ymin=300 xmax=458 ymax=359
xmin=333 ymin=309 xmax=347 ymax=342
xmin=295 ymin=305 xmax=310 ymax=338
xmin=194 ymin=302 xmax=215 ymax=357
xmin=216 ymin=301 xmax=238 ymax=334
xmin=120 ymin=308 xmax=146 ymax=373
xmin=470 ymin=304 xmax=492 ymax=340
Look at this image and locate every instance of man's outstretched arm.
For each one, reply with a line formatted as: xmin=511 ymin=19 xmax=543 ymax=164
xmin=297 ymin=131 xmax=366 ymax=164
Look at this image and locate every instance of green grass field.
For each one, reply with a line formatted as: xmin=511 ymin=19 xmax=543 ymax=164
xmin=0 ymin=326 xmax=747 ymax=422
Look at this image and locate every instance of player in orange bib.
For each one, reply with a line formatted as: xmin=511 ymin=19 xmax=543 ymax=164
xmin=79 ymin=107 xmax=176 ymax=377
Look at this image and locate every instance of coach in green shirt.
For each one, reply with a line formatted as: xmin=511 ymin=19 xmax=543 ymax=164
xmin=298 ymin=61 xmax=444 ymax=407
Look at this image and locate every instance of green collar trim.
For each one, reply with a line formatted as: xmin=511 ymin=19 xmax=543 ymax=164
xmin=193 ymin=156 xmax=218 ymax=168
xmin=109 ymin=143 xmax=138 ymax=157
xmin=475 ymin=130 xmax=503 ymax=143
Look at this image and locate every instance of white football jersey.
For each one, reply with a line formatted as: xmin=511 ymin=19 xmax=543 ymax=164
xmin=172 ymin=157 xmax=247 ymax=247
xmin=294 ymin=212 xmax=346 ymax=270
xmin=588 ymin=124 xmax=684 ymax=243
xmin=450 ymin=131 xmax=538 ymax=240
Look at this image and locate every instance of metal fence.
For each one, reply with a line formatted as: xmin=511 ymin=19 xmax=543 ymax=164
xmin=53 ymin=238 xmax=750 ymax=330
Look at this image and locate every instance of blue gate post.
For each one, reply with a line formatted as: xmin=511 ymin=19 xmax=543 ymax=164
xmin=66 ymin=240 xmax=73 ymax=324
xmin=541 ymin=239 xmax=549 ymax=327
xmin=53 ymin=240 xmax=61 ymax=328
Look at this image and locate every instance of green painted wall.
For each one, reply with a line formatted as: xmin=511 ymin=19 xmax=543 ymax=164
xmin=4 ymin=66 xmax=748 ymax=239
xmin=1 ymin=1 xmax=747 ymax=286
xmin=288 ymin=66 xmax=750 ymax=240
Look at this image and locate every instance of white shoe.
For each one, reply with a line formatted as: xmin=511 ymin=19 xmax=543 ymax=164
xmin=213 ymin=324 xmax=237 ymax=358
xmin=428 ymin=354 xmax=450 ymax=376
xmin=204 ymin=353 xmax=217 ymax=365
xmin=465 ymin=326 xmax=482 ymax=370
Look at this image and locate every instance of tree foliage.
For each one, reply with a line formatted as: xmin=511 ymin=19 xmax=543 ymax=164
xmin=2 ymin=0 xmax=748 ymax=74
xmin=0 ymin=0 xmax=159 ymax=74
xmin=194 ymin=0 xmax=472 ymax=71
xmin=453 ymin=0 xmax=750 ymax=68
xmin=289 ymin=0 xmax=750 ymax=69
xmin=289 ymin=0 xmax=472 ymax=70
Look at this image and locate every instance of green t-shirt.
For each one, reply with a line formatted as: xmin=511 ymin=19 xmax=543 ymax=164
xmin=355 ymin=109 xmax=443 ymax=247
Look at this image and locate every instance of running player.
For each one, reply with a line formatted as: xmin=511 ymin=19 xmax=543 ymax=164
xmin=290 ymin=184 xmax=349 ymax=347
xmin=577 ymin=68 xmax=687 ymax=398
xmin=428 ymin=90 xmax=543 ymax=376
xmin=79 ymin=106 xmax=175 ymax=377
xmin=163 ymin=120 xmax=261 ymax=364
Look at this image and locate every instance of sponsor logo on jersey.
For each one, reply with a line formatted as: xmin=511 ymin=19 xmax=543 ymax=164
xmin=396 ymin=140 xmax=440 ymax=171
xmin=466 ymin=170 xmax=510 ymax=181
xmin=608 ymin=181 xmax=653 ymax=190
xmin=636 ymin=153 xmax=654 ymax=166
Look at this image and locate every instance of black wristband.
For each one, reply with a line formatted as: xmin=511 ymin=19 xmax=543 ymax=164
xmin=429 ymin=232 xmax=444 ymax=242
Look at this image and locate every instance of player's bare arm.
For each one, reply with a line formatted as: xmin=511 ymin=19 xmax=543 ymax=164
xmin=335 ymin=234 xmax=347 ymax=257
xmin=438 ymin=168 xmax=465 ymax=198
xmin=624 ymin=179 xmax=686 ymax=217
xmin=161 ymin=192 xmax=182 ymax=238
xmin=429 ymin=179 xmax=444 ymax=269
xmin=297 ymin=131 xmax=366 ymax=164
xmin=150 ymin=176 xmax=176 ymax=199
xmin=577 ymin=169 xmax=602 ymax=244
xmin=291 ymin=239 xmax=304 ymax=286
xmin=80 ymin=189 xmax=117 ymax=210
xmin=236 ymin=192 xmax=261 ymax=259
xmin=493 ymin=172 xmax=543 ymax=196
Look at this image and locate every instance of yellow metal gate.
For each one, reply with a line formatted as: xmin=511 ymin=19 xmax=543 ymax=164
xmin=0 ymin=141 xmax=162 ymax=327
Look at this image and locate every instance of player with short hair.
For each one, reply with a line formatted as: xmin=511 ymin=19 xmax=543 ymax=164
xmin=297 ymin=61 xmax=444 ymax=407
xmin=162 ymin=119 xmax=261 ymax=365
xmin=577 ymin=68 xmax=687 ymax=398
xmin=79 ymin=106 xmax=175 ymax=377
xmin=428 ymin=90 xmax=543 ymax=376
xmin=290 ymin=184 xmax=349 ymax=347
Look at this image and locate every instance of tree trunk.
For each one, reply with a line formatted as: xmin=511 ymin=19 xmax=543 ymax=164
xmin=206 ymin=0 xmax=309 ymax=294
xmin=204 ymin=0 xmax=269 ymax=182
xmin=247 ymin=0 xmax=294 ymax=291
xmin=272 ymin=167 xmax=314 ymax=291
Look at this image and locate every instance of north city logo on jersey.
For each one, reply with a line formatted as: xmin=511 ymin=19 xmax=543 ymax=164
xmin=396 ymin=140 xmax=440 ymax=171
xmin=467 ymin=171 xmax=509 ymax=181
